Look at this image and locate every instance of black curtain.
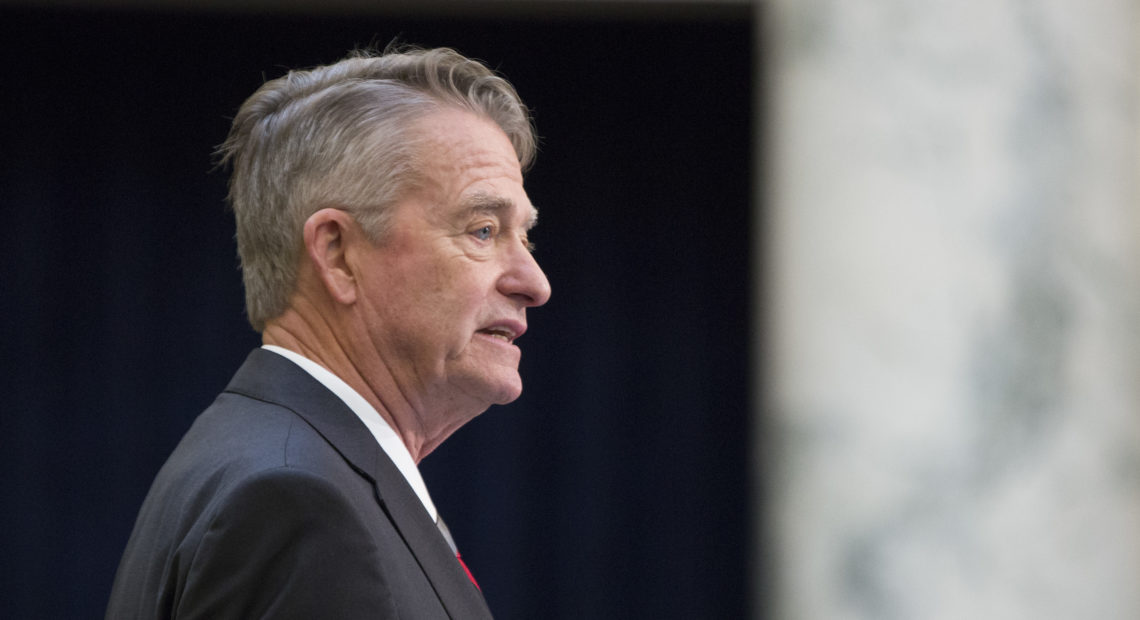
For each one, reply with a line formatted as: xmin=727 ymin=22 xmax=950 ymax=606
xmin=0 ymin=6 xmax=754 ymax=619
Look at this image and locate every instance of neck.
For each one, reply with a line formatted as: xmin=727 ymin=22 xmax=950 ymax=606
xmin=262 ymin=297 xmax=437 ymax=461
xmin=261 ymin=295 xmax=474 ymax=462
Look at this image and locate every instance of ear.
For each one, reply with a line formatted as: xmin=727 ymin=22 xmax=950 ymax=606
xmin=303 ymin=208 xmax=359 ymax=305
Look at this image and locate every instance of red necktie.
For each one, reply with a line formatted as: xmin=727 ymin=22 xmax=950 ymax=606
xmin=437 ymin=515 xmax=480 ymax=590
xmin=455 ymin=552 xmax=481 ymax=591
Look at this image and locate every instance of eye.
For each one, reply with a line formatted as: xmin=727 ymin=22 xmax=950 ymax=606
xmin=472 ymin=224 xmax=495 ymax=241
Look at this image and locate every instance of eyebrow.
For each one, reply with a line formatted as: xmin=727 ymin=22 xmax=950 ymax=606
xmin=461 ymin=191 xmax=539 ymax=230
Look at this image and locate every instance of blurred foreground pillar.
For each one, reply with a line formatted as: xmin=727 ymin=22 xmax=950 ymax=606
xmin=760 ymin=1 xmax=1140 ymax=618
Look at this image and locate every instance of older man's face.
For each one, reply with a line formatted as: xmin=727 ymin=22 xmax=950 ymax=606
xmin=352 ymin=108 xmax=551 ymax=415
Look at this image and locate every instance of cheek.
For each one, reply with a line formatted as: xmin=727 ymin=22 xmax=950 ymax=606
xmin=401 ymin=272 xmax=481 ymax=344
xmin=386 ymin=256 xmax=493 ymax=337
xmin=435 ymin=264 xmax=492 ymax=310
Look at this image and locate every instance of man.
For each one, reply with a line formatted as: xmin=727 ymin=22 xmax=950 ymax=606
xmin=106 ymin=47 xmax=551 ymax=619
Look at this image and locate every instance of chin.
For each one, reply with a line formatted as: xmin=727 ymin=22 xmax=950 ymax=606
xmin=493 ymin=384 xmax=524 ymax=405
xmin=472 ymin=374 xmax=524 ymax=406
xmin=453 ymin=365 xmax=524 ymax=407
xmin=485 ymin=374 xmax=523 ymax=405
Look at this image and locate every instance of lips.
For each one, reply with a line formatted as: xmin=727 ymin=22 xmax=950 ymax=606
xmin=477 ymin=320 xmax=526 ymax=343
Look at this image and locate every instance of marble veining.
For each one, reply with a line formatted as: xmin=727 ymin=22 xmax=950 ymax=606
xmin=762 ymin=0 xmax=1140 ymax=618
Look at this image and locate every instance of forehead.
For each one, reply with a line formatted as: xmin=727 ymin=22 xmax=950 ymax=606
xmin=411 ymin=108 xmax=535 ymax=223
xmin=459 ymin=190 xmax=539 ymax=229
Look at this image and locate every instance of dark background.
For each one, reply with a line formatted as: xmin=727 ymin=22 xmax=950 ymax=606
xmin=0 ymin=4 xmax=754 ymax=618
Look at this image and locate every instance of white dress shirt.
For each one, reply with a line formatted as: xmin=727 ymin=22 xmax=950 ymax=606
xmin=261 ymin=345 xmax=438 ymax=522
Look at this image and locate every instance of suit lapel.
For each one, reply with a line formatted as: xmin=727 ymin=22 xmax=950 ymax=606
xmin=369 ymin=451 xmax=493 ymax=619
xmin=224 ymin=349 xmax=492 ymax=619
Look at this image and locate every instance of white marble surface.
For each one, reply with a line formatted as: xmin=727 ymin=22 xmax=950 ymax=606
xmin=760 ymin=1 xmax=1140 ymax=618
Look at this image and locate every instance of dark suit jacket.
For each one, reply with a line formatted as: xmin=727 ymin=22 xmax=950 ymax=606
xmin=106 ymin=348 xmax=493 ymax=619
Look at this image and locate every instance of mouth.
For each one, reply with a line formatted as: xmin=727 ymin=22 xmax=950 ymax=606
xmin=477 ymin=322 xmax=525 ymax=344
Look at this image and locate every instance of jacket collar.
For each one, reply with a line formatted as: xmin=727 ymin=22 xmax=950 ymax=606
xmin=224 ymin=348 xmax=492 ymax=619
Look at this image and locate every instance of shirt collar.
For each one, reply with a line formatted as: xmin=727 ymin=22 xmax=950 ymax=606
xmin=261 ymin=344 xmax=438 ymax=522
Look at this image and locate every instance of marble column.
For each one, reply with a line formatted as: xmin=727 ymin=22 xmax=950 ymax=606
xmin=759 ymin=1 xmax=1140 ymax=619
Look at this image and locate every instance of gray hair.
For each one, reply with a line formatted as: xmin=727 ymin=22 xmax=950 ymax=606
xmin=217 ymin=47 xmax=536 ymax=331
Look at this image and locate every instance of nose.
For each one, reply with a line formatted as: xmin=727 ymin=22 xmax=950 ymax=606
xmin=499 ymin=239 xmax=551 ymax=307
